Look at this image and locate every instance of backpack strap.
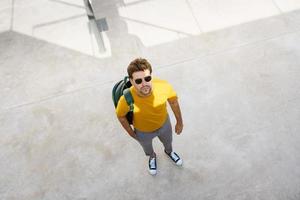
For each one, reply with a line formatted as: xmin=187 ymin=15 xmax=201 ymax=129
xmin=123 ymin=88 xmax=134 ymax=112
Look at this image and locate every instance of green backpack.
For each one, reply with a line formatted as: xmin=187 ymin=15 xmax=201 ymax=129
xmin=112 ymin=76 xmax=134 ymax=124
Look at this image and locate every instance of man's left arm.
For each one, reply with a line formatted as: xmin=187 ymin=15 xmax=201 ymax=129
xmin=168 ymin=98 xmax=183 ymax=135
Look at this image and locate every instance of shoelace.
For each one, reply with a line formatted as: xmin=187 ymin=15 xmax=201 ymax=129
xmin=149 ymin=158 xmax=156 ymax=168
xmin=171 ymin=152 xmax=179 ymax=160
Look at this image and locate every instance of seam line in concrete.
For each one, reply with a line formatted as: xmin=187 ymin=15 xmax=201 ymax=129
xmin=157 ymin=28 xmax=300 ymax=70
xmin=0 ymin=80 xmax=116 ymax=114
xmin=271 ymin=0 xmax=284 ymax=14
xmin=271 ymin=0 xmax=294 ymax=29
xmin=10 ymin=0 xmax=15 ymax=30
xmin=185 ymin=0 xmax=203 ymax=33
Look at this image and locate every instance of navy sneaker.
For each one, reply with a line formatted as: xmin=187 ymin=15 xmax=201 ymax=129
xmin=165 ymin=150 xmax=183 ymax=166
xmin=148 ymin=156 xmax=157 ymax=175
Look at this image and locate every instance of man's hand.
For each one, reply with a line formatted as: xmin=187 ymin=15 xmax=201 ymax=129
xmin=130 ymin=131 xmax=138 ymax=140
xmin=175 ymin=122 xmax=183 ymax=135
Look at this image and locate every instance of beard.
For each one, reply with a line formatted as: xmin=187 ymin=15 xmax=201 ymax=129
xmin=140 ymin=86 xmax=152 ymax=96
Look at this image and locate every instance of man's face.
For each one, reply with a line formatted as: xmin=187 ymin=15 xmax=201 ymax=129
xmin=130 ymin=69 xmax=152 ymax=96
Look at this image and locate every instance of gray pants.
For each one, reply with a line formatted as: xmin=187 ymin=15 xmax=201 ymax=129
xmin=135 ymin=116 xmax=173 ymax=156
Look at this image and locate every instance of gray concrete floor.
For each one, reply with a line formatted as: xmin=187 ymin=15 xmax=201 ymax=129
xmin=1 ymin=0 xmax=300 ymax=200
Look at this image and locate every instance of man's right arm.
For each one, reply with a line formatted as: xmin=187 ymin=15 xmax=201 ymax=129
xmin=117 ymin=116 xmax=137 ymax=139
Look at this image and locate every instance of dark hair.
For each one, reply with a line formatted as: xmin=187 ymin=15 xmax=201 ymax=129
xmin=127 ymin=58 xmax=152 ymax=78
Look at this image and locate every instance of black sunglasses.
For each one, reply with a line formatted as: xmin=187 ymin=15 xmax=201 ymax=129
xmin=134 ymin=76 xmax=152 ymax=84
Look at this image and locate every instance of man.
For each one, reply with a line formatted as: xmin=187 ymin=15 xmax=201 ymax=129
xmin=116 ymin=58 xmax=184 ymax=175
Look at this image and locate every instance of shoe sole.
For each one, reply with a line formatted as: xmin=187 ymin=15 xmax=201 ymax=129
xmin=149 ymin=170 xmax=157 ymax=175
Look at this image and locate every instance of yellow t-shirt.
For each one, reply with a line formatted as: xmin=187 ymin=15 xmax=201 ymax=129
xmin=116 ymin=78 xmax=177 ymax=132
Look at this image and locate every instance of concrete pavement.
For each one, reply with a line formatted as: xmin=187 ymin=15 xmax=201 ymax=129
xmin=1 ymin=0 xmax=300 ymax=199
